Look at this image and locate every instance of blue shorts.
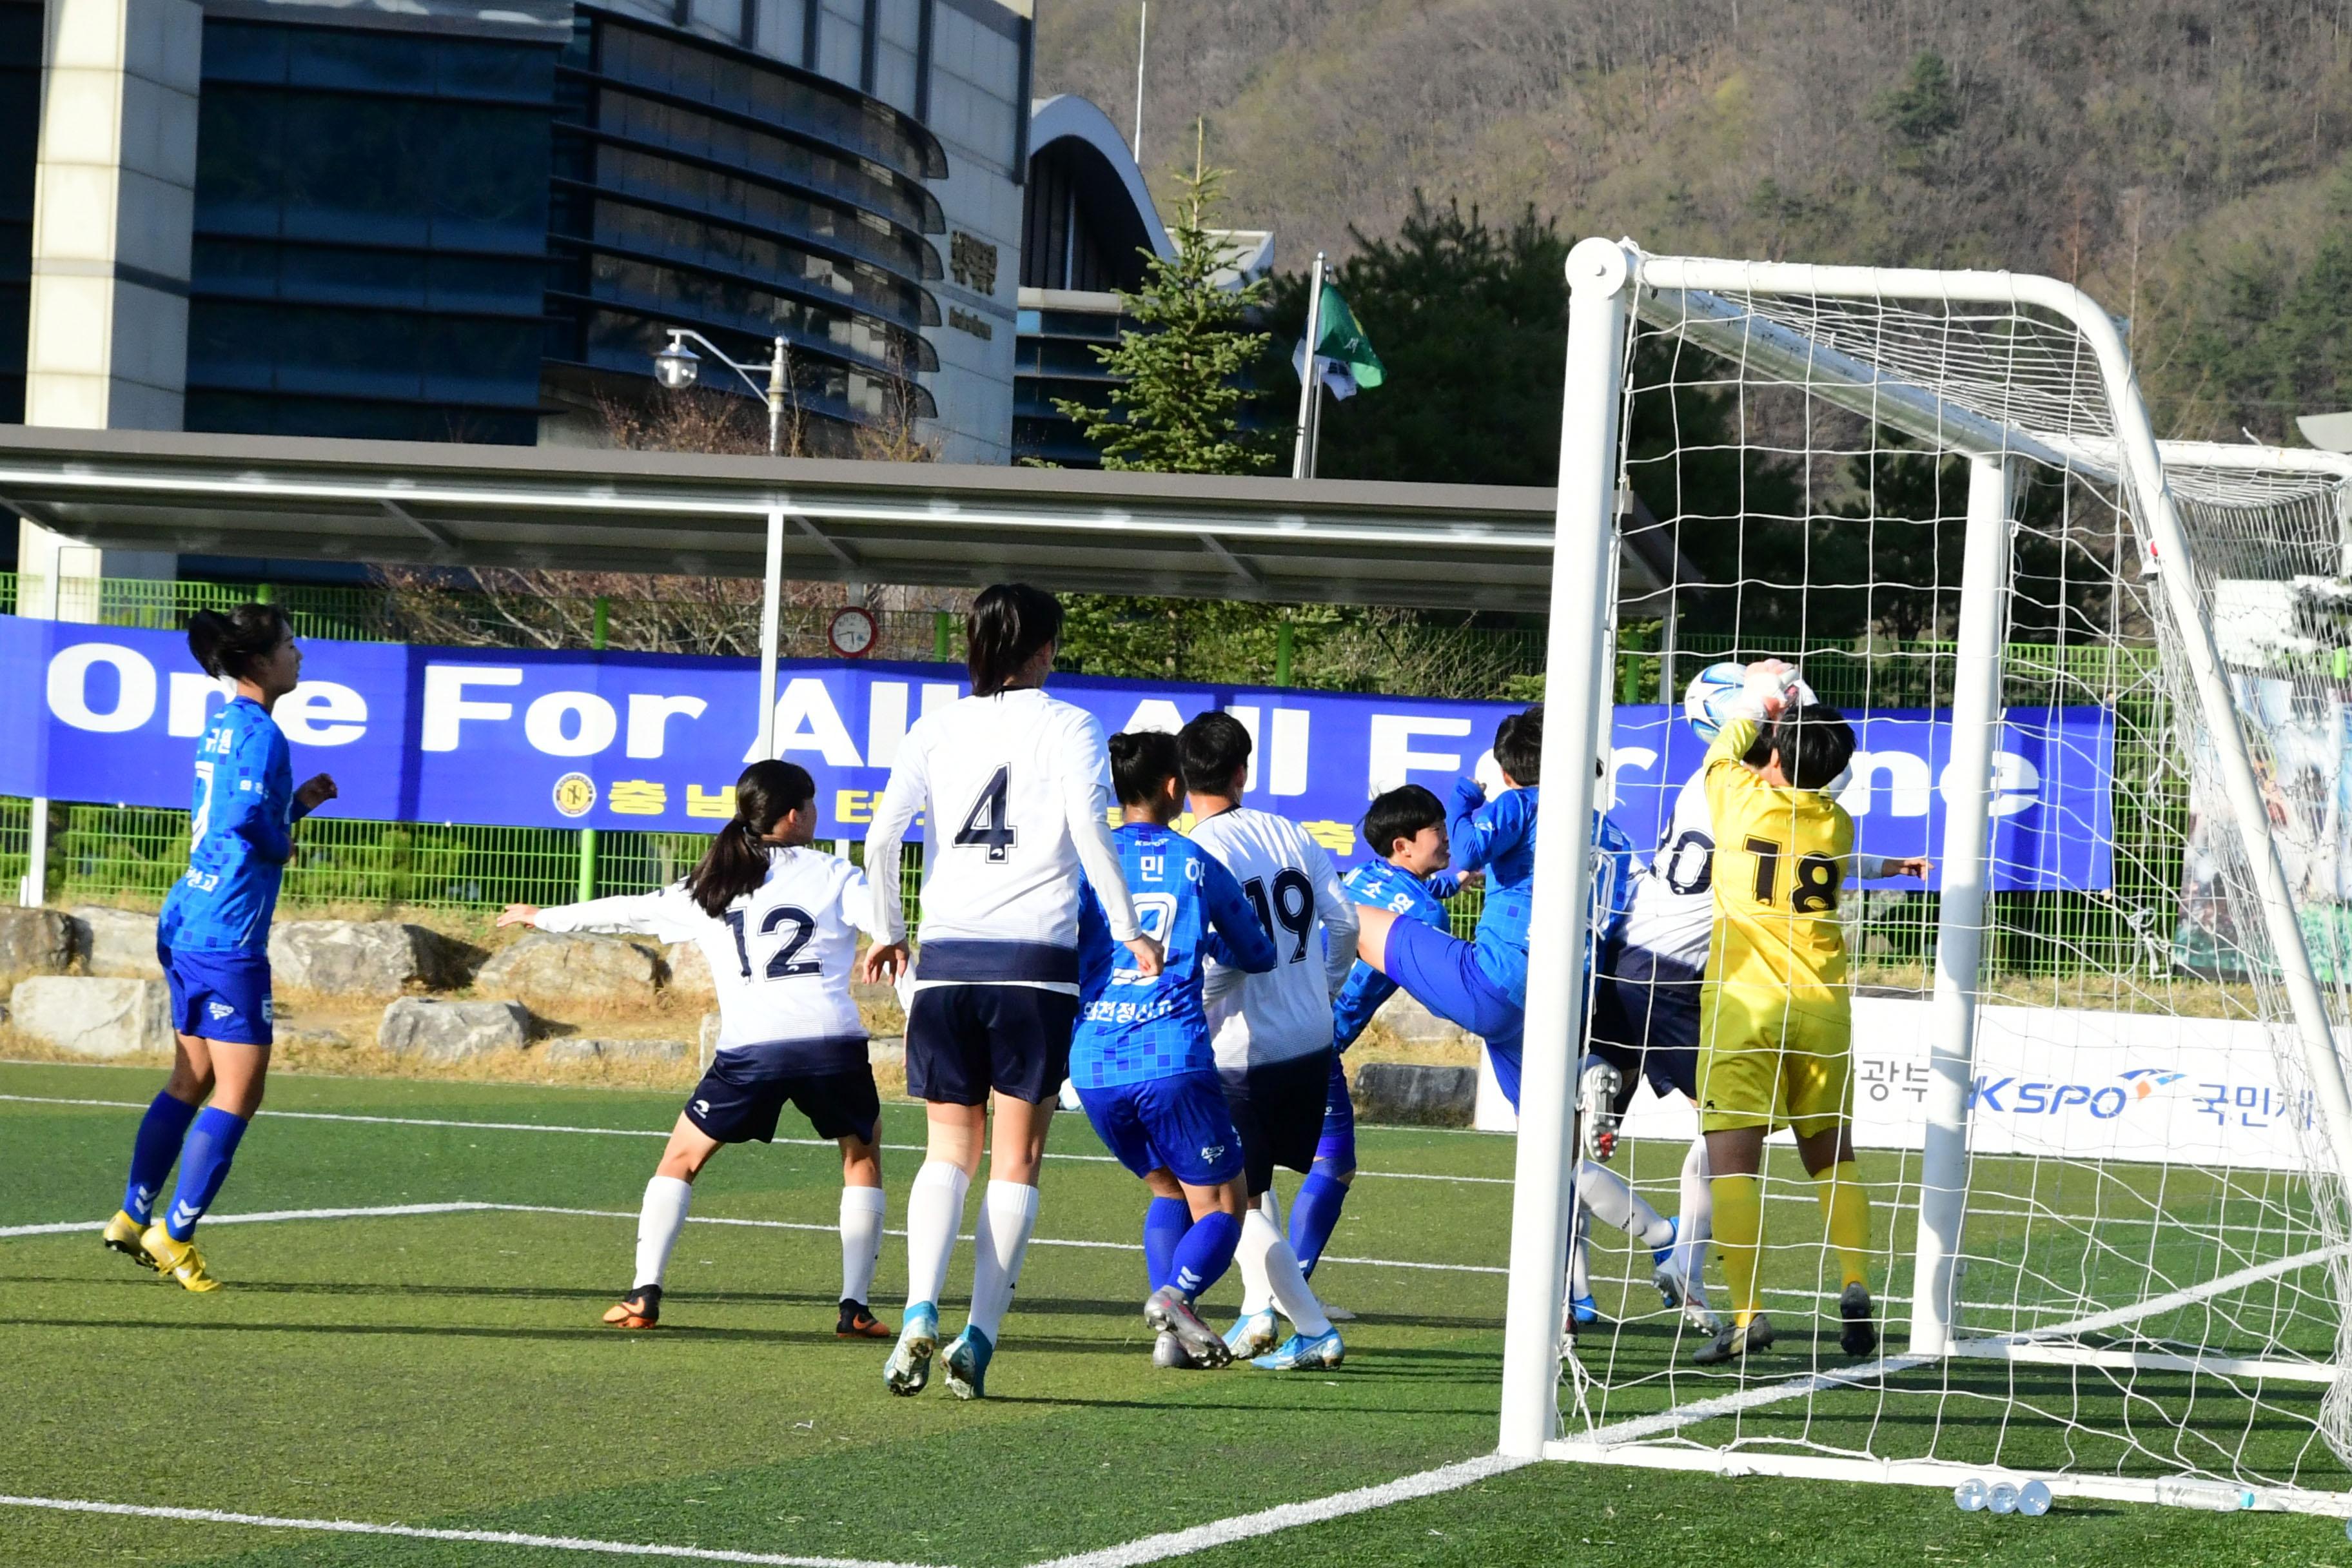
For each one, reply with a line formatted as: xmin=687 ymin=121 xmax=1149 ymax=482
xmin=1589 ymin=941 xmax=1702 ymax=1104
xmin=906 ymin=983 xmax=1079 ymax=1106
xmin=1315 ymin=1052 xmax=1356 ymax=1171
xmin=1382 ymin=916 xmax=1524 ymax=1106
xmin=161 ymin=945 xmax=273 ymax=1046
xmin=1079 ymin=1070 xmax=1246 ymax=1188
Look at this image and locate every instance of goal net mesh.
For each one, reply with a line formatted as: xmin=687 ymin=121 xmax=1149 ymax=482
xmin=1558 ymin=256 xmax=2352 ymax=1504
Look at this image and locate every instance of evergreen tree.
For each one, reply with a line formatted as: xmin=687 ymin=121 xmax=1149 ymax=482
xmin=1056 ymin=128 xmax=1275 ymax=475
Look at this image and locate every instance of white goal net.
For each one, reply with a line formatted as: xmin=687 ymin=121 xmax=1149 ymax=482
xmin=1499 ymin=241 xmax=2352 ymax=1515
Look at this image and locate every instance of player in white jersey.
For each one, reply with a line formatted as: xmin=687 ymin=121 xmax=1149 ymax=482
xmin=498 ymin=760 xmax=891 ymax=1337
xmin=1179 ymin=710 xmax=1358 ymax=1372
xmin=861 ymin=583 xmax=1161 ymax=1401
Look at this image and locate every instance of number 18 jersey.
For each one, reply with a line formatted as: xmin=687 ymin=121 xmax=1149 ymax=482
xmin=533 ymin=847 xmax=874 ymax=1074
xmin=1702 ymin=716 xmax=1853 ymax=1001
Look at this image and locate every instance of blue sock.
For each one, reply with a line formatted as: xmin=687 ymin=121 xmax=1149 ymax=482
xmin=1289 ymin=1170 xmax=1351 ymax=1278
xmin=122 ymin=1092 xmax=199 ymax=1225
xmin=1168 ymin=1211 xmax=1242 ymax=1300
xmin=162 ymin=1107 xmax=250 ymax=1242
xmin=1142 ymin=1197 xmax=1189 ymax=1293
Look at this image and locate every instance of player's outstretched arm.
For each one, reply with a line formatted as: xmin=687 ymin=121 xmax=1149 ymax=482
xmin=511 ymin=888 xmax=695 ymax=941
xmin=1855 ymin=854 xmax=1930 ymax=883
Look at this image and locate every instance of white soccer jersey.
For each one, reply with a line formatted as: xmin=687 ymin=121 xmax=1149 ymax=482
xmin=534 ymin=847 xmax=875 ymax=1073
xmin=1189 ymin=807 xmax=1359 ymax=1073
xmin=1615 ymin=770 xmax=1716 ymax=975
xmin=866 ymin=686 xmax=1139 ymax=993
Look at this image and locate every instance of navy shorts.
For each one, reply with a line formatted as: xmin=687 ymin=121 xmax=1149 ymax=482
xmin=1224 ymin=1049 xmax=1335 ymax=1196
xmin=1314 ymin=1052 xmax=1357 ymax=1172
xmin=1382 ymin=916 xmax=1525 ymax=1107
xmin=684 ymin=1052 xmax=881 ymax=1145
xmin=1079 ymin=1070 xmax=1246 ymax=1187
xmin=160 ymin=944 xmax=273 ymax=1046
xmin=1588 ymin=941 xmax=1702 ymax=1104
xmin=905 ymin=983 xmax=1079 ymax=1106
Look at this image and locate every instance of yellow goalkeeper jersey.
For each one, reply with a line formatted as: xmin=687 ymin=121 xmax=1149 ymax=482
xmin=1702 ymin=714 xmax=1853 ymax=1002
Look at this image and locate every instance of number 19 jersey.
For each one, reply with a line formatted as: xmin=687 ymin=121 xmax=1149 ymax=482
xmin=1188 ymin=807 xmax=1358 ymax=1073
xmin=1702 ymin=715 xmax=1854 ymax=1001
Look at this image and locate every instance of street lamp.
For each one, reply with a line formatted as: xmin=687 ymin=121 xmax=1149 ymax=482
xmin=650 ymin=328 xmax=791 ymax=455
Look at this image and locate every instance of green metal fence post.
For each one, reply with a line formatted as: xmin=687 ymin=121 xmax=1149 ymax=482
xmin=576 ymin=596 xmax=609 ymax=902
xmin=934 ymin=609 xmax=951 ymax=662
xmin=1275 ymin=618 xmax=1293 ymax=687
xmin=255 ymin=583 xmax=274 ymax=605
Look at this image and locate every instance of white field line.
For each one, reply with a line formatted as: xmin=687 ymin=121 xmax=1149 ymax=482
xmin=0 ymin=1494 xmax=941 ymax=1567
xmin=1021 ymin=1453 xmax=1532 ymax=1568
xmin=0 ymin=1200 xmax=1507 ymax=1276
xmin=0 ymin=1093 xmax=1512 ymax=1184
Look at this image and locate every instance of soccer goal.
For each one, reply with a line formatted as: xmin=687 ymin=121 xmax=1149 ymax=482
xmin=1498 ymin=238 xmax=2352 ymax=1514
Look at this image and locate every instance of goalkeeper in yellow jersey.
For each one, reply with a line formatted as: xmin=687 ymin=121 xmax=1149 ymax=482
xmin=1691 ymin=660 xmax=1928 ymax=1367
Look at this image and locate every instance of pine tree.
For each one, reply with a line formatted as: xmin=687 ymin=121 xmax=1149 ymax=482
xmin=1057 ymin=125 xmax=1275 ymax=475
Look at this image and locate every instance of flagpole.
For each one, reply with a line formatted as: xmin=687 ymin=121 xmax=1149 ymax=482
xmin=1132 ymin=1 xmax=1146 ymax=157
xmin=1292 ymin=251 xmax=1326 ymax=480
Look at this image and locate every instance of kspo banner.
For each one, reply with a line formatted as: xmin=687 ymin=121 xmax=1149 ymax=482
xmin=1 ymin=618 xmax=2112 ymax=885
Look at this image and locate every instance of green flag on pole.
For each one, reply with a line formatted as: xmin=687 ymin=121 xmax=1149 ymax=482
xmin=1294 ymin=281 xmax=1384 ymax=398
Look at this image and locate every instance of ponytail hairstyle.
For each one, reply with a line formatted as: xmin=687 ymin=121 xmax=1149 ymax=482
xmin=967 ymin=582 xmax=1064 ymax=696
xmin=684 ymin=760 xmax=816 ymax=917
xmin=186 ymin=602 xmax=293 ymax=682
xmin=1108 ymin=729 xmax=1181 ymax=807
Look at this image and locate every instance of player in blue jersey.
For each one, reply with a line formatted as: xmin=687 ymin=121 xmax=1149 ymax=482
xmin=103 ymin=604 xmax=337 ymax=1290
xmin=1072 ymin=730 xmax=1279 ymax=1369
xmin=1289 ymin=784 xmax=1458 ymax=1279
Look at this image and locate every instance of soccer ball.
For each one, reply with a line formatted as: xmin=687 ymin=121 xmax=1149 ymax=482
xmin=1681 ymin=662 xmax=1749 ymax=741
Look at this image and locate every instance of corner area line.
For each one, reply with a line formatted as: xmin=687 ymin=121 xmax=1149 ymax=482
xmin=1021 ymin=1453 xmax=1531 ymax=1568
xmin=0 ymin=1494 xmax=942 ymax=1568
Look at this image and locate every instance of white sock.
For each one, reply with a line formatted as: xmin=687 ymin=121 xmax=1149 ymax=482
xmin=965 ymin=1180 xmax=1039 ymax=1343
xmin=1237 ymin=1190 xmax=1277 ymax=1315
xmin=839 ymin=1184 xmax=886 ymax=1306
xmin=1569 ymin=1207 xmax=1592 ymax=1298
xmin=1239 ymin=1207 xmax=1330 ymax=1338
xmin=634 ymin=1175 xmax=692 ymax=1291
xmin=1677 ymin=1137 xmax=1714 ymax=1304
xmin=903 ymin=1161 xmax=970 ymax=1310
xmin=1578 ymin=1159 xmax=1674 ymax=1251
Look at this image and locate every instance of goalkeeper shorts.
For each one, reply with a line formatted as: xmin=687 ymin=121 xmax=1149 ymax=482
xmin=1696 ymin=983 xmax=1852 ymax=1138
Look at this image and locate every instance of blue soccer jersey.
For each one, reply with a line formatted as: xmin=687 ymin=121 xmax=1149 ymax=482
xmin=1447 ymin=779 xmax=1541 ymax=1003
xmin=157 ymin=697 xmax=296 ymax=955
xmin=1331 ymin=860 xmax=1455 ymax=1052
xmin=1072 ymin=823 xmax=1277 ymax=1090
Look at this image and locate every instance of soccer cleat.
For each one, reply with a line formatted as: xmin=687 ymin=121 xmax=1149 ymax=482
xmin=1250 ymin=1328 xmax=1345 ymax=1371
xmin=884 ymin=1302 xmax=939 ymax=1396
xmin=1692 ymin=1313 xmax=1775 ymax=1366
xmin=941 ymin=1324 xmax=993 ymax=1400
xmin=139 ymin=1224 xmax=221 ymax=1293
xmin=1152 ymin=1329 xmax=1199 ymax=1369
xmin=104 ymin=1210 xmax=157 ymax=1270
xmin=1578 ymin=1058 xmax=1625 ymax=1162
xmin=1224 ymin=1308 xmax=1281 ymax=1358
xmin=1144 ymin=1286 xmax=1233 ymax=1369
xmin=602 ymin=1285 xmax=662 ymax=1329
xmin=1569 ymin=1293 xmax=1603 ymax=1326
xmin=1839 ymin=1282 xmax=1879 ymax=1357
xmin=836 ymin=1299 xmax=891 ymax=1339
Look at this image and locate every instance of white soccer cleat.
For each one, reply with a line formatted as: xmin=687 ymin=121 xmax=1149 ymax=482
xmin=1223 ymin=1308 xmax=1280 ymax=1359
xmin=1251 ymin=1328 xmax=1344 ymax=1371
xmin=883 ymin=1302 xmax=939 ymax=1396
xmin=1578 ymin=1059 xmax=1624 ymax=1162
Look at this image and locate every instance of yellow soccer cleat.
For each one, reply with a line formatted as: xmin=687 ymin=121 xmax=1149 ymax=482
xmin=103 ymin=1210 xmax=159 ymax=1270
xmin=139 ymin=1224 xmax=222 ymax=1292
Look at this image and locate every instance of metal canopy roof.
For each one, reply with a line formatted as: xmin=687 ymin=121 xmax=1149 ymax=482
xmin=0 ymin=426 xmax=1687 ymax=615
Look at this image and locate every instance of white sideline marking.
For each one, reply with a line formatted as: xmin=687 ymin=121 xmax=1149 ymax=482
xmin=0 ymin=1494 xmax=939 ymax=1567
xmin=0 ymin=1093 xmax=1510 ymax=1184
xmin=2 ymin=1201 xmax=1506 ymax=1277
xmin=1022 ymin=1453 xmax=1531 ymax=1568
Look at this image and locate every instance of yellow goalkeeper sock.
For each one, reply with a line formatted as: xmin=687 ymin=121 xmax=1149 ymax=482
xmin=1710 ymin=1173 xmax=1765 ymax=1325
xmin=1814 ymin=1160 xmax=1872 ymax=1291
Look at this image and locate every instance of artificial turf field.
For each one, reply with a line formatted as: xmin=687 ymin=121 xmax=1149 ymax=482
xmin=3 ymin=1057 xmax=2348 ymax=1567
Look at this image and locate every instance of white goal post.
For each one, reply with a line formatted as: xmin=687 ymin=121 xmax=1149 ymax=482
xmin=1498 ymin=237 xmax=2352 ymax=1511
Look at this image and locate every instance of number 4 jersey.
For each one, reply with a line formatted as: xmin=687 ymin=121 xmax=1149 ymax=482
xmin=1701 ymin=714 xmax=1854 ymax=1001
xmin=532 ymin=847 xmax=876 ymax=1073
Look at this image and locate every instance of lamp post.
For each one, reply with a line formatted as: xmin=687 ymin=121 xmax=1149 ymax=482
xmin=652 ymin=328 xmax=791 ymax=455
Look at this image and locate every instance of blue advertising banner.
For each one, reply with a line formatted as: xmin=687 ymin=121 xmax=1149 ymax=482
xmin=0 ymin=616 xmax=2115 ymax=888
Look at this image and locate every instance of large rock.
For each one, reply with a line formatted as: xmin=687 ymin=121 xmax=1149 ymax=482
xmin=271 ymin=921 xmax=464 ymax=998
xmin=475 ymin=932 xmax=662 ymax=1010
xmin=12 ymin=975 xmax=170 ymax=1057
xmin=0 ymin=907 xmax=80 ymax=985
xmin=1352 ymin=1062 xmax=1478 ymax=1127
xmin=542 ymin=1036 xmax=690 ymax=1064
xmin=69 ymin=906 xmax=161 ymax=978
xmin=665 ymin=939 xmax=714 ymax=1002
xmin=378 ymin=997 xmax=529 ymax=1062
xmin=1372 ymin=989 xmax=1467 ymax=1044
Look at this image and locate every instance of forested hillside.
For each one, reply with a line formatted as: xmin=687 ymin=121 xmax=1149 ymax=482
xmin=1037 ymin=0 xmax=2352 ymax=442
